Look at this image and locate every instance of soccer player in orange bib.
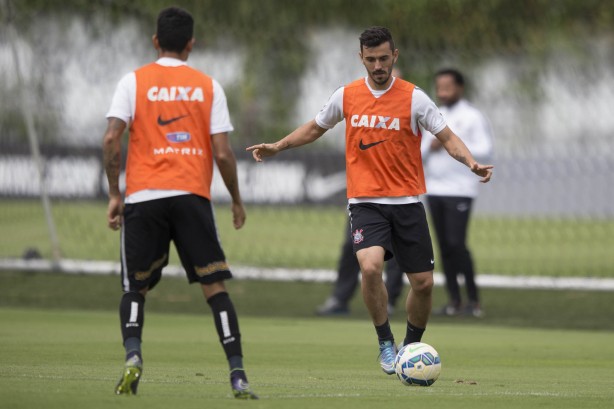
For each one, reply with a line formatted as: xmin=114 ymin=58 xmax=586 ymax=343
xmin=103 ymin=7 xmax=257 ymax=399
xmin=247 ymin=27 xmax=493 ymax=375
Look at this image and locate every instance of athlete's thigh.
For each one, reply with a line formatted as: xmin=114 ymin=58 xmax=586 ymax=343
xmin=121 ymin=200 xmax=171 ymax=292
xmin=169 ymin=195 xmax=232 ymax=285
xmin=390 ymin=202 xmax=435 ymax=274
xmin=348 ymin=203 xmax=394 ymax=261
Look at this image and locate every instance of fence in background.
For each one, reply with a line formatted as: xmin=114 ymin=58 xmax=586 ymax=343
xmin=1 ymin=0 xmax=613 ymax=279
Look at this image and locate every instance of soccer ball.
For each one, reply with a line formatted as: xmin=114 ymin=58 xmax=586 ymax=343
xmin=394 ymin=342 xmax=441 ymax=386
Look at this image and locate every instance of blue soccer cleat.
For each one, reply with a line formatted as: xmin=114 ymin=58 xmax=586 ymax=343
xmin=378 ymin=339 xmax=398 ymax=375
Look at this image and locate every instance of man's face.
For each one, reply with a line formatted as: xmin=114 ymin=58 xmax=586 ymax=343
xmin=435 ymin=74 xmax=463 ymax=107
xmin=360 ymin=42 xmax=398 ymax=86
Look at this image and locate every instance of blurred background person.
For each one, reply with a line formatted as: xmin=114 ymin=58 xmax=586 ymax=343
xmin=421 ymin=68 xmax=494 ymax=318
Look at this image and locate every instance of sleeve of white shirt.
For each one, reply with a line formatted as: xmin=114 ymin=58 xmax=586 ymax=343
xmin=411 ymin=87 xmax=446 ymax=135
xmin=315 ymin=87 xmax=345 ymax=130
xmin=106 ymin=72 xmax=136 ymax=124
xmin=210 ymin=79 xmax=234 ymax=135
xmin=463 ymin=110 xmax=494 ymax=161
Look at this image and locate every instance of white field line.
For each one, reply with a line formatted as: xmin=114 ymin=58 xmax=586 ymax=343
xmin=1 ymin=258 xmax=614 ymax=291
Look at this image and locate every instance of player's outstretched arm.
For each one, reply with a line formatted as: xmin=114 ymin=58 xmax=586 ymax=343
xmin=246 ymin=120 xmax=327 ymax=162
xmin=435 ymin=126 xmax=494 ymax=183
xmin=212 ymin=133 xmax=246 ymax=230
xmin=102 ymin=117 xmax=127 ymax=230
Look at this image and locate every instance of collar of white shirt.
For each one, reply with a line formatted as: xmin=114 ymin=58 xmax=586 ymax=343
xmin=363 ymin=76 xmax=397 ymax=97
xmin=156 ymin=57 xmax=188 ymax=67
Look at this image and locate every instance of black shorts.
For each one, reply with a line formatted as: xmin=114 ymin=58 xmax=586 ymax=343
xmin=120 ymin=194 xmax=231 ymax=292
xmin=348 ymin=202 xmax=435 ymax=273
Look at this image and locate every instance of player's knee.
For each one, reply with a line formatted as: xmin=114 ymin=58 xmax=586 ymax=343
xmin=411 ymin=274 xmax=434 ymax=294
xmin=360 ymin=261 xmax=384 ymax=279
xmin=201 ymin=281 xmax=227 ymax=300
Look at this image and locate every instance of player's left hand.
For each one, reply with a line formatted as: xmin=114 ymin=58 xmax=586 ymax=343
xmin=245 ymin=143 xmax=280 ymax=162
xmin=232 ymin=201 xmax=246 ymax=230
xmin=471 ymin=163 xmax=494 ymax=183
xmin=107 ymin=195 xmax=124 ymax=231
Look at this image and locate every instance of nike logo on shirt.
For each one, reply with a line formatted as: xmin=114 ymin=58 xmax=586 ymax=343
xmin=157 ymin=114 xmax=189 ymax=126
xmin=359 ymin=139 xmax=387 ymax=150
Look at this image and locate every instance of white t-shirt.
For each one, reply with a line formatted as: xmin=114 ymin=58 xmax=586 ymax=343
xmin=421 ymin=99 xmax=493 ymax=198
xmin=106 ymin=57 xmax=234 ymax=203
xmin=315 ymin=77 xmax=447 ymax=205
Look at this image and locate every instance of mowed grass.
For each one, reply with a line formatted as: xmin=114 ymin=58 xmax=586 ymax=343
xmin=1 ymin=200 xmax=613 ymax=276
xmin=0 ymin=307 xmax=613 ymax=409
xmin=2 ymin=270 xmax=614 ymax=331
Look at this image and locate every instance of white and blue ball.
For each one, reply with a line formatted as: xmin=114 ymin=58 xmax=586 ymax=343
xmin=394 ymin=342 xmax=441 ymax=386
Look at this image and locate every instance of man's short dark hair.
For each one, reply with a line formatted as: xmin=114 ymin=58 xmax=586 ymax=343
xmin=436 ymin=68 xmax=465 ymax=86
xmin=156 ymin=7 xmax=194 ymax=53
xmin=359 ymin=26 xmax=395 ymax=51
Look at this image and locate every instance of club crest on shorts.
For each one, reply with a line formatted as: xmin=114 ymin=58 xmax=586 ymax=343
xmin=353 ymin=228 xmax=364 ymax=244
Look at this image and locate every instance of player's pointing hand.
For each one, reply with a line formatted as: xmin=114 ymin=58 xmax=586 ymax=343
xmin=471 ymin=163 xmax=494 ymax=183
xmin=246 ymin=143 xmax=280 ymax=162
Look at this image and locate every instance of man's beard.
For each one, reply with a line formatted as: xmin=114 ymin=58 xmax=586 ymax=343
xmin=441 ymin=96 xmax=460 ymax=107
xmin=371 ymin=69 xmax=390 ymax=85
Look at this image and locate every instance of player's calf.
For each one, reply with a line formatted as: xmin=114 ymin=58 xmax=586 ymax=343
xmin=206 ymin=290 xmax=258 ymax=399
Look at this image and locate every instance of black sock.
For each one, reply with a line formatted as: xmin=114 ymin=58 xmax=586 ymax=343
xmin=207 ymin=292 xmax=243 ymax=360
xmin=404 ymin=321 xmax=426 ymax=345
xmin=119 ymin=292 xmax=145 ymax=355
xmin=229 ymin=355 xmax=244 ymax=370
xmin=375 ymin=319 xmax=394 ymax=343
xmin=124 ymin=337 xmax=142 ymax=361
xmin=230 ymin=357 xmax=248 ymax=382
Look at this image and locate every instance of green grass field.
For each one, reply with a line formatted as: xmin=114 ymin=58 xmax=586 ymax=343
xmin=2 ymin=270 xmax=614 ymax=331
xmin=1 ymin=307 xmax=613 ymax=409
xmin=1 ymin=200 xmax=613 ymax=276
xmin=2 ymin=270 xmax=614 ymax=408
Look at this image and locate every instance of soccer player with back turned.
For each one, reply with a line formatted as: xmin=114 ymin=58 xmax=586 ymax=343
xmin=247 ymin=27 xmax=493 ymax=375
xmin=103 ymin=7 xmax=257 ymax=399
